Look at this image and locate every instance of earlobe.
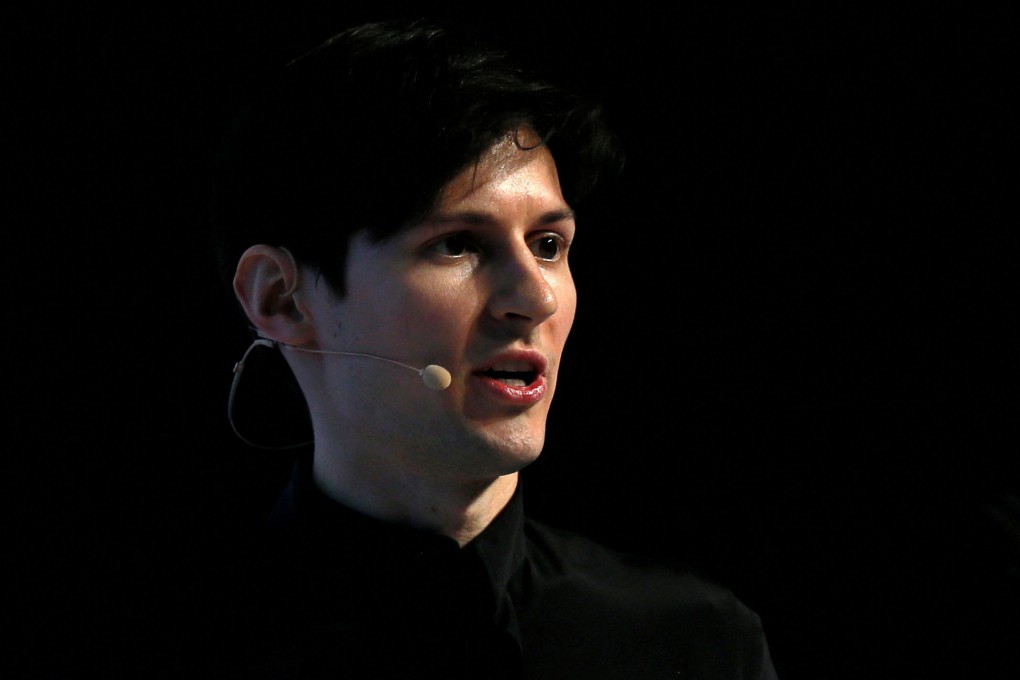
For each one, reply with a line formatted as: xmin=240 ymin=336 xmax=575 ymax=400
xmin=233 ymin=245 xmax=314 ymax=345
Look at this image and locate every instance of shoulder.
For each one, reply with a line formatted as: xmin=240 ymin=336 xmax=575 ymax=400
xmin=154 ymin=523 xmax=309 ymax=678
xmin=524 ymin=517 xmax=754 ymax=612
xmin=518 ymin=518 xmax=776 ymax=679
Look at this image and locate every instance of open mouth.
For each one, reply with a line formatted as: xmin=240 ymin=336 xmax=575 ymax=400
xmin=478 ymin=358 xmax=541 ymax=387
xmin=482 ymin=368 xmax=538 ymax=387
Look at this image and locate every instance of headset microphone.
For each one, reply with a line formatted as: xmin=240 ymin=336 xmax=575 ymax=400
xmin=242 ymin=338 xmax=452 ymax=390
xmin=227 ymin=338 xmax=451 ymax=449
xmin=420 ymin=364 xmax=454 ymax=391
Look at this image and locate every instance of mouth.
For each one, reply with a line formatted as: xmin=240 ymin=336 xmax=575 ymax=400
xmin=472 ymin=352 xmax=548 ymax=393
xmin=481 ymin=362 xmax=540 ymax=388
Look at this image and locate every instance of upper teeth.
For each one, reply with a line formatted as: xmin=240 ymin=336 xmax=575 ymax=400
xmin=490 ymin=361 xmax=533 ymax=372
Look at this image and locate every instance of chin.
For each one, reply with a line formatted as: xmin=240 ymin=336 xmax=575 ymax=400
xmin=433 ymin=411 xmax=549 ymax=479
xmin=481 ymin=426 xmax=546 ymax=475
xmin=442 ymin=417 xmax=540 ymax=475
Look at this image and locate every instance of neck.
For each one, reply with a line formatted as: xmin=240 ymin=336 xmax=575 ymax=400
xmin=312 ymin=451 xmax=518 ymax=547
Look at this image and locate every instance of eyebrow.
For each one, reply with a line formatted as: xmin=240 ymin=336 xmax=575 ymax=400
xmin=428 ymin=208 xmax=576 ymax=227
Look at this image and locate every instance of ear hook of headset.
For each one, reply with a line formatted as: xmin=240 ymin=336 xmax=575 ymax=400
xmin=227 ymin=336 xmax=311 ymax=450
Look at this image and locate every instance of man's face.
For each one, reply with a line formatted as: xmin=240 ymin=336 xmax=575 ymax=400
xmin=302 ymin=133 xmax=577 ymax=481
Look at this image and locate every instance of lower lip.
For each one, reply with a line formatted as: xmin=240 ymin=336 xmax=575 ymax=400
xmin=473 ymin=374 xmax=547 ymax=406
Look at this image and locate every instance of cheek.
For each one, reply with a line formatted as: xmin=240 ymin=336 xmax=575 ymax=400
xmin=339 ymin=284 xmax=432 ymax=349
xmin=402 ymin=276 xmax=482 ymax=343
xmin=553 ymin=276 xmax=578 ymax=342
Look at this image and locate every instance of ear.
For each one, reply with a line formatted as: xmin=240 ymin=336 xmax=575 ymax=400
xmin=233 ymin=245 xmax=315 ymax=346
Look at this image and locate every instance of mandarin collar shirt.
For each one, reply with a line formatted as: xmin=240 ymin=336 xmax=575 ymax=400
xmin=204 ymin=457 xmax=778 ymax=679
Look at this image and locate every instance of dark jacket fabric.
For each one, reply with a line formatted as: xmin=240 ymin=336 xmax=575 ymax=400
xmin=187 ymin=459 xmax=778 ymax=679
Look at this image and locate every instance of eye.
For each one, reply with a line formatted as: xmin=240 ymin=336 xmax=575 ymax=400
xmin=529 ymin=234 xmax=568 ymax=261
xmin=428 ymin=232 xmax=480 ymax=258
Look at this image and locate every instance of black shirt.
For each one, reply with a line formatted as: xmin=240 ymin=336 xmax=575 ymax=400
xmin=196 ymin=459 xmax=779 ymax=679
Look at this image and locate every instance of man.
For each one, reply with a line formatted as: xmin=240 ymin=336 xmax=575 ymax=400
xmin=210 ymin=17 xmax=778 ymax=679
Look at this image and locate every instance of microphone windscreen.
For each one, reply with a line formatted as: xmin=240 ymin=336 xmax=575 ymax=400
xmin=421 ymin=364 xmax=452 ymax=391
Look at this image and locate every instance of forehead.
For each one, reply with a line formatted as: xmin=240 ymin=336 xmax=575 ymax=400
xmin=434 ymin=131 xmax=565 ymax=213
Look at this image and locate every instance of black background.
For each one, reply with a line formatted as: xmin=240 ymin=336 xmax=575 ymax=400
xmin=19 ymin=3 xmax=1016 ymax=678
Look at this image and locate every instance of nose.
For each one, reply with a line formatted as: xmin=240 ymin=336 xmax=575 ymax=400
xmin=486 ymin=247 xmax=559 ymax=329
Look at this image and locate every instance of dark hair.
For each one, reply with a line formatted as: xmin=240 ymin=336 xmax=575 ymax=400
xmin=211 ymin=17 xmax=623 ymax=297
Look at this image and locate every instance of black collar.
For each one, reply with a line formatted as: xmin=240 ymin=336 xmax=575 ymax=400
xmin=270 ymin=454 xmax=528 ymax=623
